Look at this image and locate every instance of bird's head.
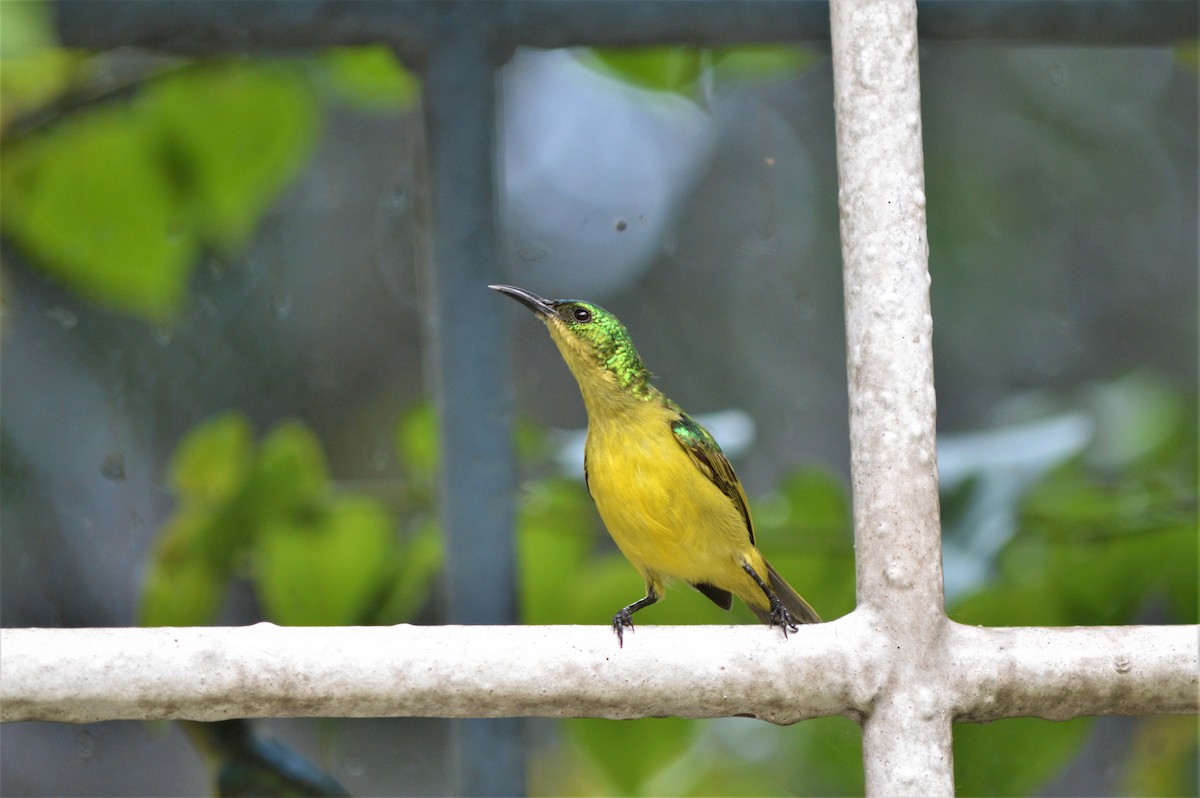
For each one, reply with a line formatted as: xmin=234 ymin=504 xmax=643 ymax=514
xmin=490 ymin=284 xmax=652 ymax=401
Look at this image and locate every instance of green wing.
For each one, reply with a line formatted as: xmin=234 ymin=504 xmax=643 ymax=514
xmin=669 ymin=411 xmax=755 ymax=546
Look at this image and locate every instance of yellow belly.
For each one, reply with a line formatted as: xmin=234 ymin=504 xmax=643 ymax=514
xmin=584 ymin=404 xmax=768 ymax=607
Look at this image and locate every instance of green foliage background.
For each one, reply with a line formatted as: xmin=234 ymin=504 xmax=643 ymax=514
xmin=1 ymin=9 xmax=1195 ymax=796
xmin=1 ymin=2 xmax=415 ymax=321
xmin=135 ymin=377 xmax=1195 ymax=795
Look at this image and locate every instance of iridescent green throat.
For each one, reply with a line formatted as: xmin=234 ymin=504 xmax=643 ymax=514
xmin=563 ymin=301 xmax=655 ymax=401
xmin=602 ymin=334 xmax=654 ymax=399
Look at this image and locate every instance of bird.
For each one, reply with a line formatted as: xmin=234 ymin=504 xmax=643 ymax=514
xmin=491 ymin=284 xmax=820 ymax=645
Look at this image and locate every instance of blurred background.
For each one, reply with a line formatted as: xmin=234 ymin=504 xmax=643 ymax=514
xmin=1 ymin=0 xmax=1196 ymax=794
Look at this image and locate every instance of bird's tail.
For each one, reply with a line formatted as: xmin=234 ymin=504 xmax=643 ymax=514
xmin=750 ymin=561 xmax=821 ymax=625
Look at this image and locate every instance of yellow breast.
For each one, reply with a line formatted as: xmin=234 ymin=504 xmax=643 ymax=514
xmin=583 ymin=399 xmax=757 ymax=591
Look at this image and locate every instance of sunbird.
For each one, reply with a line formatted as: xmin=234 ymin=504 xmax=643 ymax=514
xmin=491 ymin=284 xmax=820 ymax=645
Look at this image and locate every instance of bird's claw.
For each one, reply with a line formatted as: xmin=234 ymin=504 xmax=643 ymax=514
xmin=770 ymin=599 xmax=799 ymax=639
xmin=612 ymin=610 xmax=635 ymax=648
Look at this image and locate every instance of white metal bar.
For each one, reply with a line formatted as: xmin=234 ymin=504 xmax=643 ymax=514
xmin=4 ymin=622 xmax=1196 ymax=725
xmin=0 ymin=622 xmax=876 ymax=724
xmin=831 ymin=0 xmax=943 ymax=638
xmin=827 ymin=0 xmax=951 ymax=790
xmin=946 ymin=623 xmax=1200 ymax=721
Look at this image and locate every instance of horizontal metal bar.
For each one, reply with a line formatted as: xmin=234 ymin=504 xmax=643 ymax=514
xmin=54 ymin=0 xmax=1197 ymax=56
xmin=5 ymin=620 xmax=1197 ymax=724
xmin=947 ymin=622 xmax=1200 ymax=721
xmin=0 ymin=622 xmax=877 ymax=725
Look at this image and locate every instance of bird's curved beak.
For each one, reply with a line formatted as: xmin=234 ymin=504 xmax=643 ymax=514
xmin=489 ymin=284 xmax=556 ymax=319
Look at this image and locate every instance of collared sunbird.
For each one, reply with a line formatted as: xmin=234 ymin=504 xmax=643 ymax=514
xmin=491 ymin=284 xmax=820 ymax=645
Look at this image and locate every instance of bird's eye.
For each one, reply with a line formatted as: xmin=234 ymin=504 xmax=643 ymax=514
xmin=571 ymin=306 xmax=592 ymax=323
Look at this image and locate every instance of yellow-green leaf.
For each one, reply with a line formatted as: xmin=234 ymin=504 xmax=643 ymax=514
xmin=375 ymin=520 xmax=443 ymax=623
xmin=140 ymin=511 xmax=229 ymax=626
xmin=394 ymin=402 xmax=439 ymax=477
xmin=255 ymin=496 xmax=396 ymax=626
xmin=585 ymin=48 xmax=704 ymax=94
xmin=1 ymin=107 xmax=196 ymax=320
xmin=320 ymin=45 xmax=419 ymax=111
xmin=146 ymin=62 xmax=318 ymax=251
xmin=0 ymin=0 xmax=85 ymax=125
xmin=170 ymin=413 xmax=255 ymax=506
xmin=712 ymin=46 xmax=821 ymax=82
xmin=568 ymin=717 xmax=699 ymax=795
xmin=254 ymin=420 xmax=330 ymax=512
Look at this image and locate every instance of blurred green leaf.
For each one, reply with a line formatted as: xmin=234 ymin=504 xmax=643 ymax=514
xmin=144 ymin=414 xmax=258 ymax=624
xmin=780 ymin=716 xmax=866 ymax=796
xmin=954 ymin=718 xmax=1094 ymax=795
xmin=1118 ymin=715 xmax=1199 ymax=796
xmin=583 ymin=45 xmax=819 ymax=97
xmin=375 ymin=520 xmax=443 ymax=623
xmin=518 ymin=477 xmax=600 ymax=624
xmin=171 ymin=413 xmax=255 ymax=504
xmin=711 ymin=46 xmax=821 ymax=82
xmin=755 ymin=467 xmax=856 ymax=622
xmin=147 ymin=62 xmax=319 ymax=252
xmin=2 ymin=57 xmax=319 ymax=321
xmin=254 ymin=421 xmax=330 ymax=513
xmin=319 ymin=45 xmax=419 ymax=111
xmin=1043 ymin=516 xmax=1194 ymax=625
xmin=163 ymin=414 xmax=260 ymax=573
xmin=1083 ymin=372 xmax=1186 ymax=470
xmin=1 ymin=106 xmax=197 ymax=320
xmin=656 ymin=753 xmax=787 ymax=798
xmin=144 ymin=413 xmax=430 ymax=628
xmin=754 ymin=466 xmax=853 ymax=551
xmin=395 ymin=401 xmax=439 ymax=477
xmin=256 ymin=496 xmax=396 ymax=626
xmin=568 ymin=717 xmax=699 ymax=795
xmin=0 ymin=0 xmax=85 ymax=126
xmin=951 ymin=580 xmax=1070 ymax=627
xmin=140 ymin=511 xmax=229 ymax=626
xmin=585 ymin=48 xmax=705 ymax=94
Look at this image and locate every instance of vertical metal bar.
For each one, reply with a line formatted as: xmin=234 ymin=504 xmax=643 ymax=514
xmin=418 ymin=27 xmax=526 ymax=798
xmin=827 ymin=0 xmax=952 ymax=793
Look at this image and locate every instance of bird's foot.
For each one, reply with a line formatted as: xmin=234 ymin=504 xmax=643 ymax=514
xmin=612 ymin=610 xmax=635 ymax=648
xmin=769 ymin=597 xmax=800 ymax=638
xmin=741 ymin=561 xmax=800 ymax=639
xmin=611 ymin=590 xmax=658 ymax=648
